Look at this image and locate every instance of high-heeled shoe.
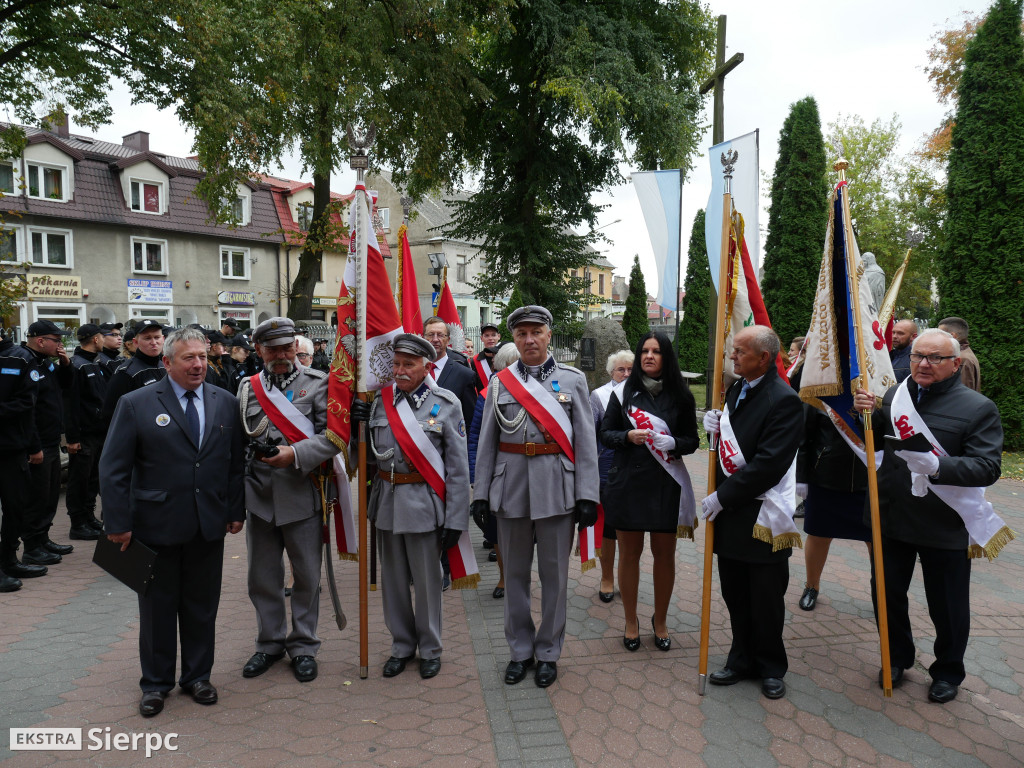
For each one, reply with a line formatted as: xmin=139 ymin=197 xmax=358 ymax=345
xmin=652 ymin=617 xmax=671 ymax=652
xmin=623 ymin=620 xmax=640 ymax=652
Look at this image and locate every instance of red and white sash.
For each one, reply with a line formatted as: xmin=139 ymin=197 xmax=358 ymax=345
xmin=495 ymin=367 xmax=574 ymax=461
xmin=627 ymin=406 xmax=697 ymax=539
xmin=474 ymin=356 xmax=492 ymax=393
xmin=381 ymin=384 xmax=446 ymax=502
xmin=248 ymin=375 xmax=358 ymax=559
xmin=891 ymin=380 xmax=1014 ymax=560
xmin=718 ymin=405 xmax=802 ymax=551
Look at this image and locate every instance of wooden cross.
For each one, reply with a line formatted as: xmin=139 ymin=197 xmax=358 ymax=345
xmin=700 ymin=15 xmax=744 ymax=145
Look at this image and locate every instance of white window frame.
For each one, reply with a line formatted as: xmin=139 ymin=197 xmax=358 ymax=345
xmin=456 ymin=254 xmax=467 ymax=284
xmin=227 ymin=192 xmax=251 ymax=226
xmin=378 ymin=207 xmax=390 ymax=232
xmin=128 ymin=304 xmax=173 ymax=324
xmin=28 ymin=226 xmax=73 ymax=268
xmin=26 ymin=161 xmax=69 ymax=202
xmin=0 ymin=160 xmax=17 ymax=196
xmin=130 ymin=236 xmax=168 ymax=275
xmin=129 ymin=177 xmax=165 ymax=215
xmin=220 ymin=245 xmax=251 ymax=280
xmin=0 ymin=224 xmax=24 ymax=263
xmin=218 ymin=308 xmax=253 ymax=329
xmin=30 ymin=301 xmax=86 ymax=327
xmin=296 ymin=202 xmax=314 ymax=231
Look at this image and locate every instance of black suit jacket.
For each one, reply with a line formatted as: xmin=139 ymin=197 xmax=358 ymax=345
xmin=100 ymin=380 xmax=245 ymax=546
xmin=713 ymin=366 xmax=803 ymax=563
xmin=436 ymin=354 xmax=478 ymax=426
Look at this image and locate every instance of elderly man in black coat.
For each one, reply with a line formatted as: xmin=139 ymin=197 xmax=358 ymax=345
xmin=701 ymin=325 xmax=803 ymax=700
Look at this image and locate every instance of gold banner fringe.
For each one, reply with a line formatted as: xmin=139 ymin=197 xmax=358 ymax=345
xmin=370 ymin=584 xmax=377 ymax=592
xmin=799 ymin=384 xmax=844 ymax=403
xmin=451 ymin=573 xmax=481 ymax=590
xmin=677 ymin=525 xmax=694 ymax=541
xmin=595 ymin=545 xmax=603 ymax=556
xmin=752 ymin=525 xmax=802 ymax=552
xmin=580 ymin=558 xmax=597 ymax=573
xmin=325 ymin=430 xmax=354 ymax=478
xmin=752 ymin=524 xmax=772 ymax=545
xmin=968 ymin=526 xmax=1016 ymax=561
xmin=337 ymin=552 xmax=359 ymax=562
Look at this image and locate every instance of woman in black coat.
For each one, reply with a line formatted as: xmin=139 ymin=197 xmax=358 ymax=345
xmin=600 ymin=332 xmax=699 ymax=651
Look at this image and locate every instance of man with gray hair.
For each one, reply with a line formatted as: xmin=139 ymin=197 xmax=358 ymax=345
xmin=855 ymin=328 xmax=1003 ymax=704
xmin=701 ymin=325 xmax=803 ymax=700
xmin=938 ymin=317 xmax=980 ymax=392
xmin=101 ymin=327 xmax=245 ymax=716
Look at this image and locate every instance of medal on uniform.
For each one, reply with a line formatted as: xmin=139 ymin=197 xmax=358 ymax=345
xmin=552 ymin=380 xmax=566 ymax=401
xmin=156 ymin=414 xmax=170 ymax=426
xmin=285 ymin=390 xmax=294 ymax=402
xmin=428 ymin=403 xmax=439 ymax=425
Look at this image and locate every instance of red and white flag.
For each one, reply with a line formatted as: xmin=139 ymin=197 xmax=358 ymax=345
xmin=397 ymin=224 xmax=423 ymax=333
xmin=436 ymin=281 xmax=465 ymax=353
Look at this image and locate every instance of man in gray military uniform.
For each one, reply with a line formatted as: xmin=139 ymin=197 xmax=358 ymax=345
xmin=237 ymin=317 xmax=341 ymax=683
xmin=472 ymin=305 xmax=600 ymax=688
xmin=355 ymin=334 xmax=470 ymax=679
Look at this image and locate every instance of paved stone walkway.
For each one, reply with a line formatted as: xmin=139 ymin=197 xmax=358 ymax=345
xmin=3 ymin=452 xmax=1023 ymax=766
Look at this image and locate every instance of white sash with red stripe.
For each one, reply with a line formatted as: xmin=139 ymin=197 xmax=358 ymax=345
xmin=495 ymin=367 xmax=575 ymax=462
xmin=248 ymin=375 xmax=358 ymax=559
xmin=626 ymin=406 xmax=696 ymax=539
xmin=474 ymin=356 xmax=492 ymax=392
xmin=380 ymin=384 xmax=447 ymax=502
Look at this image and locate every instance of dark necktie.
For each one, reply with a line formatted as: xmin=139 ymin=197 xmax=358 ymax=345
xmin=184 ymin=390 xmax=200 ymax=446
xmin=917 ymin=387 xmax=928 ymax=405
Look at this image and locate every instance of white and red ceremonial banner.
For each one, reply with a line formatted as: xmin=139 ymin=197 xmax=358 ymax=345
xmin=706 ymin=131 xmax=760 ymax=289
xmin=891 ymin=381 xmax=1013 ymax=560
xmin=798 ymin=181 xmax=896 ymax=468
xmin=252 ymin=374 xmax=358 ymax=559
xmin=627 ymin=406 xmax=697 ymax=539
xmin=878 ymin=248 xmax=911 ymax=349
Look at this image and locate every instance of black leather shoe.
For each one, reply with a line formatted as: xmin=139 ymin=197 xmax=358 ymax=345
xmin=86 ymin=516 xmax=105 ymax=532
xmin=2 ymin=560 xmax=46 ymax=578
xmin=504 ymin=658 xmax=534 ymax=685
xmin=186 ymin=680 xmax=218 ymax=705
xmin=928 ymin=680 xmax=958 ymax=703
xmin=69 ymin=525 xmax=100 ymax=541
xmin=599 ymin=591 xmax=614 ymax=603
xmin=44 ymin=539 xmax=73 ymax=555
xmin=709 ymin=668 xmax=750 ymax=686
xmin=799 ymin=586 xmax=818 ymax=611
xmin=488 ymin=550 xmax=498 ymax=562
xmin=419 ymin=658 xmax=442 ymax=679
xmin=535 ymin=661 xmax=557 ymax=688
xmin=242 ymin=651 xmax=285 ymax=678
xmin=383 ymin=655 xmax=414 ymax=677
xmin=762 ymin=677 xmax=786 ymax=699
xmin=652 ymin=617 xmax=671 ymax=652
xmin=492 ymin=586 xmax=505 ymax=599
xmin=878 ymin=666 xmax=905 ymax=689
xmin=22 ymin=547 xmax=60 ymax=565
xmin=291 ymin=655 xmax=318 ymax=682
xmin=623 ymin=635 xmax=641 ymax=652
xmin=139 ymin=691 xmax=167 ymax=717
xmin=0 ymin=573 xmax=22 ymax=592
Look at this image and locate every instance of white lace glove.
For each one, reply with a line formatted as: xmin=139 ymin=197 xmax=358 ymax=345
xmin=895 ymin=449 xmax=939 ymax=477
xmin=649 ymin=432 xmax=675 ymax=452
xmin=702 ymin=409 xmax=722 ymax=435
xmin=701 ymin=492 xmax=723 ymax=521
xmin=795 ymin=483 xmax=809 ymax=500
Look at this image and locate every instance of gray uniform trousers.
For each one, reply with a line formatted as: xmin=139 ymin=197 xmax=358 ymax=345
xmin=246 ymin=513 xmax=323 ymax=657
xmin=497 ymin=514 xmax=575 ymax=662
xmin=377 ymin=529 xmax=443 ymax=659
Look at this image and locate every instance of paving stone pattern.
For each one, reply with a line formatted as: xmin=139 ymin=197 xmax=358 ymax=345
xmin=2 ymin=454 xmax=1023 ymax=766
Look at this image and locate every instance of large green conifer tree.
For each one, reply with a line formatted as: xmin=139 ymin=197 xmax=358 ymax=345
xmin=761 ymin=97 xmax=829 ymax=346
xmin=677 ymin=209 xmax=710 ymax=374
xmin=940 ymin=0 xmax=1024 ymax=449
xmin=622 ymin=255 xmax=651 ymax=352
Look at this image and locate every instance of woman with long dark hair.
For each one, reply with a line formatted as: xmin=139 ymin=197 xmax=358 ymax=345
xmin=600 ymin=332 xmax=698 ymax=651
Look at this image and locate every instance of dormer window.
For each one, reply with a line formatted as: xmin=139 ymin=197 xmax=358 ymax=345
xmin=230 ymin=194 xmax=250 ymax=226
xmin=297 ymin=202 xmax=314 ymax=231
xmin=27 ymin=162 xmax=67 ymax=201
xmin=130 ymin=178 xmax=163 ymax=214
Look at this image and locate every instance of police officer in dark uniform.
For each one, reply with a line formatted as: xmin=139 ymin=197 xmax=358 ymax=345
xmin=98 ymin=323 xmax=125 ymax=375
xmin=204 ymin=331 xmax=233 ymax=391
xmin=311 ymin=339 xmax=331 ymax=373
xmin=225 ymin=336 xmax=258 ymax=394
xmin=101 ymin=319 xmax=167 ymax=427
xmin=0 ymin=331 xmax=42 ymax=590
xmin=63 ymin=323 xmax=112 ymax=539
xmin=9 ymin=320 xmax=75 ymax=561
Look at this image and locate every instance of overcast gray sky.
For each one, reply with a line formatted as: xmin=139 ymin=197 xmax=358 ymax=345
xmin=89 ymin=0 xmax=987 ymax=294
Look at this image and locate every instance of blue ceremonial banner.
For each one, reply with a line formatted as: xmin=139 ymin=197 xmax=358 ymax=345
xmin=705 ymin=130 xmax=759 ymax=291
xmin=632 ymin=170 xmax=680 ymax=311
xmin=798 ymin=182 xmax=895 ymax=465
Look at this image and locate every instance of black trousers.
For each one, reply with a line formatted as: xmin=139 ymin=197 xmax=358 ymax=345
xmin=65 ymin=433 xmax=104 ymax=525
xmin=138 ymin=534 xmax=225 ymax=692
xmin=0 ymin=451 xmax=31 ymax=555
xmin=718 ymin=556 xmax=789 ymax=679
xmin=24 ymin=444 xmax=61 ymax=549
xmin=871 ymin=535 xmax=971 ymax=685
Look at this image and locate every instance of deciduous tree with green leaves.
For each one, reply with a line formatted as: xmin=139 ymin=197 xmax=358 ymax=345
xmin=677 ymin=209 xmax=710 ymax=375
xmin=499 ymin=284 xmax=524 ymax=340
xmin=761 ymin=97 xmax=829 ymax=346
xmin=621 ymin=256 xmax=650 ymax=352
xmin=939 ymin=0 xmax=1024 ymax=450
xmin=448 ymin=0 xmax=714 ymax=330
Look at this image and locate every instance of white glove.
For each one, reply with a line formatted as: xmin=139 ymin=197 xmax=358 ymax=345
xmin=703 ymin=409 xmax=722 ymax=435
xmin=911 ymin=473 xmax=930 ymax=497
xmin=795 ymin=483 xmax=809 ymax=500
xmin=650 ymin=432 xmax=675 ymax=452
xmin=895 ymin=449 xmax=939 ymax=477
xmin=701 ymin=492 xmax=723 ymax=521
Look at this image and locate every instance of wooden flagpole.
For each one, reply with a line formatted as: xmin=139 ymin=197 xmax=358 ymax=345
xmin=836 ymin=159 xmax=893 ymax=697
xmin=698 ymin=148 xmax=738 ymax=695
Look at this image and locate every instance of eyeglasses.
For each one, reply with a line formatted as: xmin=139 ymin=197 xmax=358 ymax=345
xmin=296 ymin=353 xmax=312 ymax=360
xmin=613 ymin=367 xmax=632 ymax=374
xmin=909 ymin=353 xmax=956 ymax=365
xmin=424 ymin=332 xmax=448 ymax=340
xmin=105 ymin=332 xmax=122 ymax=338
